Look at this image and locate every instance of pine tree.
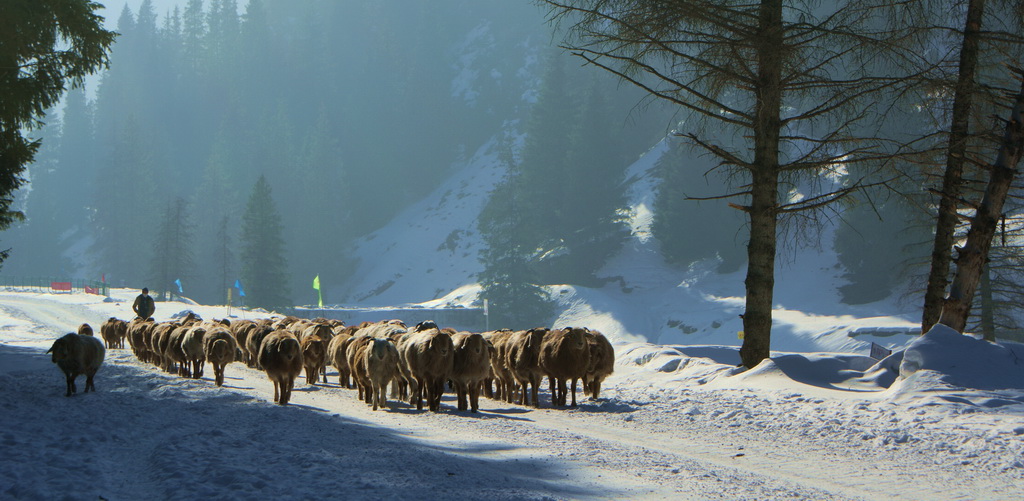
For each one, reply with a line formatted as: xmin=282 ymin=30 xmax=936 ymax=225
xmin=478 ymin=137 xmax=555 ymax=329
xmin=89 ymin=118 xmax=160 ymax=287
xmin=0 ymin=0 xmax=115 ymax=266
xmin=240 ymin=175 xmax=292 ymax=310
xmin=149 ymin=197 xmax=195 ymax=301
xmin=282 ymin=105 xmax=351 ymax=299
xmin=214 ymin=215 xmax=234 ymax=305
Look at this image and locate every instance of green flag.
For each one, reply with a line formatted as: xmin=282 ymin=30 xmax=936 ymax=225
xmin=313 ymin=275 xmax=323 ymax=308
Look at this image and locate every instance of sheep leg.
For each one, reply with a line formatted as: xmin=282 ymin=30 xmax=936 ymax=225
xmin=432 ymin=379 xmax=445 ymax=412
xmin=413 ymin=378 xmax=424 ymax=410
xmin=558 ymin=379 xmax=568 ymax=407
xmin=85 ymin=371 xmax=96 ymax=393
xmin=456 ymin=382 xmax=468 ymax=411
xmin=531 ymin=377 xmax=540 ymax=408
xmin=470 ymin=381 xmax=480 ymax=413
xmin=283 ymin=375 xmax=294 ymax=405
xmin=272 ymin=378 xmax=281 ymax=404
xmin=570 ymin=378 xmax=578 ymax=407
xmin=64 ymin=372 xmax=76 ymax=397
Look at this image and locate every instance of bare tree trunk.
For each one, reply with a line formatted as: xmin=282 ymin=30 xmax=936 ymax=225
xmin=979 ymin=262 xmax=995 ymax=341
xmin=938 ymin=76 xmax=1024 ymax=333
xmin=740 ymin=0 xmax=783 ymax=369
xmin=921 ymin=0 xmax=986 ymax=334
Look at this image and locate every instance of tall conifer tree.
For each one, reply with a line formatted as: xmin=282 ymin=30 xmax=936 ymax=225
xmin=240 ymin=175 xmax=291 ymax=310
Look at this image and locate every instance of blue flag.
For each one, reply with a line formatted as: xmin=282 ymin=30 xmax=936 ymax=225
xmin=234 ymin=279 xmax=245 ymax=297
xmin=174 ymin=278 xmax=183 ymax=293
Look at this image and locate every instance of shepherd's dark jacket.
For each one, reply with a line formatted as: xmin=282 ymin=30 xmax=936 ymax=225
xmin=133 ymin=294 xmax=155 ymax=319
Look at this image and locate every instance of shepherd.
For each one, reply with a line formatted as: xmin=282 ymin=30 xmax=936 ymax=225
xmin=133 ymin=287 xmax=155 ymax=320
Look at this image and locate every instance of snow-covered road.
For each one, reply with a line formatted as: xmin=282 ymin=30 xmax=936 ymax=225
xmin=1 ymin=292 xmax=1020 ymax=500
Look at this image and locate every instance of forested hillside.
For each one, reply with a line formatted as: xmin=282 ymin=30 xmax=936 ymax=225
xmin=6 ymin=0 xmax=664 ymax=306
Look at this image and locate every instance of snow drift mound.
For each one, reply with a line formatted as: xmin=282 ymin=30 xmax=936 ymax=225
xmin=899 ymin=324 xmax=1024 ymax=390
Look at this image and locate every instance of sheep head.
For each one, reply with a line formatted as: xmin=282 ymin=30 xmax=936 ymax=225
xmin=46 ymin=335 xmax=74 ymax=363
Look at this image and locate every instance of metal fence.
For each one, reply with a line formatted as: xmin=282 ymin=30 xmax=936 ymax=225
xmin=0 ymin=276 xmax=110 ymax=296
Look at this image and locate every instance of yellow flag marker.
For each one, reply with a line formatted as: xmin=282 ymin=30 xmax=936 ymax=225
xmin=312 ymin=275 xmax=323 ymax=308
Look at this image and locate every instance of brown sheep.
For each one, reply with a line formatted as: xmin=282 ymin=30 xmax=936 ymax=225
xmin=136 ymin=319 xmax=157 ymax=363
xmin=245 ymin=323 xmax=275 ymax=369
xmin=46 ymin=332 xmax=105 ymax=397
xmin=401 ymin=328 xmax=454 ymax=412
xmin=300 ymin=322 xmax=334 ymax=381
xmin=100 ymin=317 xmax=128 ymax=349
xmin=270 ymin=316 xmax=300 ymax=331
xmin=387 ymin=329 xmax=411 ymax=401
xmin=327 ymin=329 xmax=355 ymax=388
xmin=164 ymin=324 xmax=191 ymax=376
xmin=78 ymin=323 xmax=94 ymax=336
xmin=505 ymin=328 xmax=547 ymax=407
xmin=539 ymin=327 xmax=591 ymax=407
xmin=258 ymin=330 xmax=304 ymax=405
xmin=450 ymin=332 xmax=491 ymax=412
xmin=482 ymin=329 xmax=516 ymax=401
xmin=202 ymin=326 xmax=237 ymax=387
xmin=347 ymin=335 xmax=375 ymax=403
xmin=126 ymin=318 xmax=149 ymax=360
xmin=583 ymin=329 xmax=615 ymax=400
xmin=181 ymin=324 xmax=208 ymax=379
xmin=300 ymin=332 xmax=327 ymax=385
xmin=150 ymin=322 xmax=178 ymax=370
xmin=364 ymin=337 xmax=400 ymax=411
xmin=230 ymin=320 xmax=256 ymax=364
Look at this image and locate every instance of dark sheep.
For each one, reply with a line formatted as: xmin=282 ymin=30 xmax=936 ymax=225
xmin=258 ymin=330 xmax=304 ymax=405
xmin=539 ymin=327 xmax=591 ymax=407
xmin=300 ymin=322 xmax=334 ymax=381
xmin=583 ymin=329 xmax=615 ymax=400
xmin=202 ymin=326 xmax=237 ymax=387
xmin=400 ymin=328 xmax=454 ymax=412
xmin=327 ymin=329 xmax=355 ymax=388
xmin=347 ymin=335 xmax=375 ymax=403
xmin=450 ymin=332 xmax=491 ymax=412
xmin=230 ymin=320 xmax=256 ymax=365
xmin=46 ymin=333 xmax=105 ymax=397
xmin=246 ymin=323 xmax=275 ymax=369
xmin=300 ymin=332 xmax=328 ymax=385
xmin=100 ymin=317 xmax=128 ymax=349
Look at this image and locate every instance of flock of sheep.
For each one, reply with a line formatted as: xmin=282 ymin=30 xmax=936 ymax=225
xmin=50 ymin=313 xmax=615 ymax=413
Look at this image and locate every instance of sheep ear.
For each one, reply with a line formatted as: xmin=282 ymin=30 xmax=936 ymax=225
xmin=45 ymin=346 xmax=53 ymax=354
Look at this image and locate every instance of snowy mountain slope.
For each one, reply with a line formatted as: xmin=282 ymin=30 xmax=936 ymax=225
xmin=336 ymin=135 xmax=511 ymax=306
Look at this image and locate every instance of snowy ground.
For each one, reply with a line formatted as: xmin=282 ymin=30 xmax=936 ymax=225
xmin=1 ymin=288 xmax=1022 ymax=500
